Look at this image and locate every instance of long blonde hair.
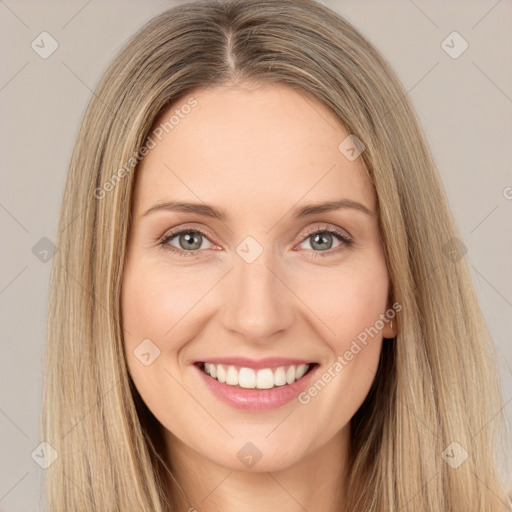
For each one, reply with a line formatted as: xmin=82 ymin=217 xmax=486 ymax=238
xmin=41 ymin=0 xmax=511 ymax=510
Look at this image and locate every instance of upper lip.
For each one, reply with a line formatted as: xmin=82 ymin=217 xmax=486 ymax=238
xmin=195 ymin=357 xmax=317 ymax=370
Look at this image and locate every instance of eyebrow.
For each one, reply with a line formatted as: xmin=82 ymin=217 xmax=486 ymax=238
xmin=143 ymin=199 xmax=374 ymax=220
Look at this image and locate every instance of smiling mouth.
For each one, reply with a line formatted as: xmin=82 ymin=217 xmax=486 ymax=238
xmin=195 ymin=361 xmax=319 ymax=390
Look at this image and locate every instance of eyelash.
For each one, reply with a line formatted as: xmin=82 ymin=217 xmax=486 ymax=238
xmin=159 ymin=224 xmax=354 ymax=259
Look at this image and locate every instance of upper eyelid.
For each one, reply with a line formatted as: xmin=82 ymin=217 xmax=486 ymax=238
xmin=301 ymin=224 xmax=352 ymax=239
xmin=160 ymin=223 xmax=216 ymax=243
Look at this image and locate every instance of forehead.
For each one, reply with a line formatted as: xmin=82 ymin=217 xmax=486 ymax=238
xmin=134 ymin=83 xmax=375 ymax=216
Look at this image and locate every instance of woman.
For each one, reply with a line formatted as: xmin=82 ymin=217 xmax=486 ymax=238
xmin=41 ymin=0 xmax=511 ymax=510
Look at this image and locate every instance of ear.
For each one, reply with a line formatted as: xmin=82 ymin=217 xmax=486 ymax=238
xmin=381 ymin=297 xmax=398 ymax=339
xmin=382 ymin=317 xmax=396 ymax=339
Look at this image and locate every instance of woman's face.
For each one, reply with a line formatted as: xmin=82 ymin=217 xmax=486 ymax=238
xmin=121 ymin=82 xmax=394 ymax=472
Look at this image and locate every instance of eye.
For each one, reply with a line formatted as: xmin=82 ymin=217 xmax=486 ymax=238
xmin=297 ymin=225 xmax=353 ymax=257
xmin=159 ymin=224 xmax=353 ymax=258
xmin=159 ymin=227 xmax=215 ymax=257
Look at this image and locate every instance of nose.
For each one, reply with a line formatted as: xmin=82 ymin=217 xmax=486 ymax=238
xmin=220 ymin=251 xmax=295 ymax=343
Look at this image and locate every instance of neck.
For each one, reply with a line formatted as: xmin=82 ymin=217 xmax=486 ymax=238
xmin=162 ymin=425 xmax=351 ymax=512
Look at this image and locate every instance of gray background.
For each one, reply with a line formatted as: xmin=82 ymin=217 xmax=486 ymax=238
xmin=1 ymin=0 xmax=511 ymax=509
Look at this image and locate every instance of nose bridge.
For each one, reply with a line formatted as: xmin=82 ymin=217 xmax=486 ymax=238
xmin=221 ymin=244 xmax=293 ymax=340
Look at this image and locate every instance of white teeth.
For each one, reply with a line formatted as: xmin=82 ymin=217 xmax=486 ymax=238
xmin=286 ymin=365 xmax=296 ymax=384
xmin=226 ymin=366 xmax=239 ymax=386
xmin=202 ymin=363 xmax=312 ymax=389
xmin=217 ymin=364 xmax=226 ymax=383
xmin=295 ymin=364 xmax=308 ymax=379
xmin=256 ymin=368 xmax=274 ymax=389
xmin=274 ymin=367 xmax=287 ymax=386
xmin=239 ymin=367 xmax=256 ymax=389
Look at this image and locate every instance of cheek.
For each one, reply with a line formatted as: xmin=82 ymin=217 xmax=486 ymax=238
xmin=121 ymin=261 xmax=197 ymax=424
xmin=121 ymin=261 xmax=182 ymax=387
xmin=122 ymin=274 xmax=169 ymax=341
xmin=291 ymin=256 xmax=388 ymax=415
xmin=122 ymin=260 xmax=197 ymax=346
xmin=297 ymin=257 xmax=389 ymax=350
xmin=121 ymin=259 xmax=216 ymax=392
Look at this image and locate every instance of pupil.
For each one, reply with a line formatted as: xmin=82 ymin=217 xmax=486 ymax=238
xmin=312 ymin=233 xmax=332 ymax=251
xmin=182 ymin=232 xmax=201 ymax=250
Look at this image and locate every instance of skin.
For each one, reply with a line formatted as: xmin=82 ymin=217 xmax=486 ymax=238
xmin=121 ymin=82 xmax=395 ymax=512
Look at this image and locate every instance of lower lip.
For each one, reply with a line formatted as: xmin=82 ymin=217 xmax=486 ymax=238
xmin=194 ymin=363 xmax=319 ymax=411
